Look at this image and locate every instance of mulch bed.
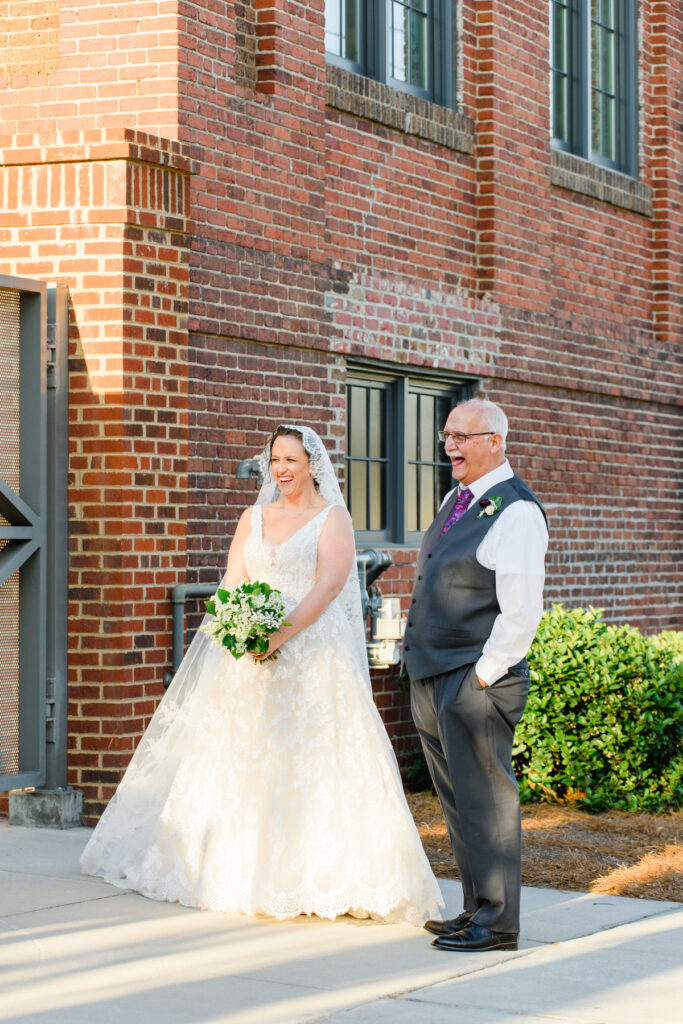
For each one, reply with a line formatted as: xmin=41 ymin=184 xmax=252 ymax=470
xmin=407 ymin=791 xmax=683 ymax=903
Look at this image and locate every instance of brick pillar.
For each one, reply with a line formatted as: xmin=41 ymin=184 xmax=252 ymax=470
xmin=649 ymin=3 xmax=683 ymax=343
xmin=0 ymin=130 xmax=195 ymax=822
xmin=474 ymin=0 xmax=552 ymax=308
xmin=177 ymin=0 xmax=332 ymax=349
xmin=254 ymin=0 xmax=326 ymax=95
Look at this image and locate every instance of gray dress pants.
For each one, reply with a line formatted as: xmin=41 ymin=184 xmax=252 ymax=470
xmin=411 ymin=661 xmax=529 ymax=934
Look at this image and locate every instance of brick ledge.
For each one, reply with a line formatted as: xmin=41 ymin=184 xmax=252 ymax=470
xmin=0 ymin=129 xmax=198 ymax=173
xmin=326 ymin=65 xmax=474 ymax=155
xmin=550 ymin=149 xmax=652 ymax=216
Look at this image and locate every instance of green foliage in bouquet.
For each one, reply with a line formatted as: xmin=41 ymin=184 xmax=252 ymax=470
xmin=202 ymin=580 xmax=290 ymax=661
xmin=513 ymin=605 xmax=683 ymax=812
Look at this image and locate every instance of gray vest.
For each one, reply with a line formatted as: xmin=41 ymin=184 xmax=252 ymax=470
xmin=402 ymin=474 xmax=546 ymax=682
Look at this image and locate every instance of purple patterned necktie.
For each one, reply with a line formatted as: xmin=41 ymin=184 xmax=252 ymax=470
xmin=441 ymin=487 xmax=474 ymax=536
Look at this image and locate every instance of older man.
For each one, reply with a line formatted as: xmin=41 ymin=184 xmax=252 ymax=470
xmin=403 ymin=399 xmax=548 ymax=952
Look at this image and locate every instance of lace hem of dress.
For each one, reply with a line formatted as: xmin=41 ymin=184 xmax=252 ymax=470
xmin=88 ymin=869 xmax=439 ymax=926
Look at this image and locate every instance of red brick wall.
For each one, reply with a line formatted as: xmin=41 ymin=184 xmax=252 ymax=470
xmin=319 ymin=1 xmax=680 ymax=640
xmin=0 ymin=1 xmax=681 ymax=815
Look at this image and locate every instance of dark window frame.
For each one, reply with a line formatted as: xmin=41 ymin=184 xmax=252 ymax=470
xmin=326 ymin=0 xmax=454 ymax=108
xmin=550 ymin=0 xmax=638 ymax=177
xmin=345 ymin=364 xmax=469 ymax=546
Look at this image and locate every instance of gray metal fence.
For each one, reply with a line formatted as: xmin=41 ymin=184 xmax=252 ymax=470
xmin=0 ymin=277 xmax=68 ymax=794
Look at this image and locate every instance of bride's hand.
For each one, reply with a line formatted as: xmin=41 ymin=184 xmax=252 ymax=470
xmin=251 ymin=630 xmax=286 ymax=661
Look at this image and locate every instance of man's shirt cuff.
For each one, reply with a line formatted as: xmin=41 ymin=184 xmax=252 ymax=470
xmin=475 ymin=653 xmax=507 ymax=686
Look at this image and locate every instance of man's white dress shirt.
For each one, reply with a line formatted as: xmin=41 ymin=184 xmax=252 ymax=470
xmin=439 ymin=460 xmax=548 ymax=686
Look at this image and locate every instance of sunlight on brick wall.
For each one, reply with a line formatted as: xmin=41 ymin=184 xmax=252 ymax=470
xmin=0 ymin=1 xmax=59 ymax=75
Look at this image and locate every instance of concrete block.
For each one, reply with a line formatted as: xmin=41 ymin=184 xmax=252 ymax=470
xmin=9 ymin=787 xmax=83 ymax=829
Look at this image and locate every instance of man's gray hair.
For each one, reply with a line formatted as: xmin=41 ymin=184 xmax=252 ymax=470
xmin=457 ymin=398 xmax=508 ymax=448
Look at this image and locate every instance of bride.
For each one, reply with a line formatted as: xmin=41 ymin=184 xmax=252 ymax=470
xmin=81 ymin=425 xmax=444 ymax=925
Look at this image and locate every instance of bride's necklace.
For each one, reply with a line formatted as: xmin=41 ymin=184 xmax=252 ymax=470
xmin=279 ymin=506 xmax=317 ymax=520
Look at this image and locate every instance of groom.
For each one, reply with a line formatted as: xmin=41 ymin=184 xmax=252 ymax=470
xmin=403 ymin=399 xmax=548 ymax=952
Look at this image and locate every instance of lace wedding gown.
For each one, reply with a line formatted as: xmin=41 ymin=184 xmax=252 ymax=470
xmin=81 ymin=505 xmax=443 ymax=925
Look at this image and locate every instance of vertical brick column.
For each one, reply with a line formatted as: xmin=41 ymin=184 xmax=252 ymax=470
xmin=649 ymin=3 xmax=683 ymax=343
xmin=0 ymin=131 xmax=195 ymax=821
xmin=254 ymin=0 xmax=326 ymax=95
xmin=474 ymin=0 xmax=552 ymax=308
xmin=254 ymin=0 xmax=282 ymax=93
xmin=77 ymin=138 xmax=194 ymax=822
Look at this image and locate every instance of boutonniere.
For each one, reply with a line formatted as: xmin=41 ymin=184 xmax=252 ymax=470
xmin=477 ymin=496 xmax=503 ymax=518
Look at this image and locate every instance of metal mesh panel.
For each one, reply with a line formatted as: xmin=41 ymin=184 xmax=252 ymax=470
xmin=0 ymin=290 xmax=21 ymax=772
xmin=0 ymin=567 xmax=20 ymax=774
xmin=0 ymin=288 xmax=21 ymax=492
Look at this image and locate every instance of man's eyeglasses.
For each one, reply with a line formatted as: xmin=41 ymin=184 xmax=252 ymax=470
xmin=437 ymin=430 xmax=495 ymax=445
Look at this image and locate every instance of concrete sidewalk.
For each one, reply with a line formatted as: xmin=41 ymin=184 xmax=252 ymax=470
xmin=0 ymin=822 xmax=680 ymax=1024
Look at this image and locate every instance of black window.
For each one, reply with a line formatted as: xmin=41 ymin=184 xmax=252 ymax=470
xmin=345 ymin=367 xmax=467 ymax=544
xmin=325 ymin=0 xmax=453 ymax=106
xmin=551 ymin=0 xmax=638 ymax=176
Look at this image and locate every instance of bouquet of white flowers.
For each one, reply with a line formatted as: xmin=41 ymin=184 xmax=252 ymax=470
xmin=200 ymin=580 xmax=290 ymax=661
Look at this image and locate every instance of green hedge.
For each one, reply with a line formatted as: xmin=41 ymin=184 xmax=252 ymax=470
xmin=513 ymin=606 xmax=683 ymax=812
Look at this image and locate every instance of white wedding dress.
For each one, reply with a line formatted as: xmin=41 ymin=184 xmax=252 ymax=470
xmin=81 ymin=504 xmax=443 ymax=925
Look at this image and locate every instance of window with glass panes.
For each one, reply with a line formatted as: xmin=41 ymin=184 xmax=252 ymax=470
xmin=388 ymin=0 xmax=429 ymax=94
xmin=590 ymin=0 xmax=616 ymax=163
xmin=326 ymin=0 xmax=362 ymax=69
xmin=405 ymin=390 xmax=455 ymax=533
xmin=550 ymin=0 xmax=569 ymax=144
xmin=325 ymin=0 xmax=452 ymax=107
xmin=346 ymin=379 xmax=388 ymax=534
xmin=550 ymin=0 xmax=637 ymax=176
xmin=345 ymin=369 xmax=467 ymax=544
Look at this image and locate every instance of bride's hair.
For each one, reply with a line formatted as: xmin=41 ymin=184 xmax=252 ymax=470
xmin=267 ymin=425 xmax=320 ymax=491
xmin=268 ymin=425 xmax=304 ymax=448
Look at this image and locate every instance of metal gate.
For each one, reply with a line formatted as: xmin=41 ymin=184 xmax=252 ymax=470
xmin=0 ymin=277 xmax=68 ymax=793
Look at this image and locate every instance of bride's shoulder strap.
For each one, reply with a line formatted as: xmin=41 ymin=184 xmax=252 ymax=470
xmin=318 ymin=503 xmax=338 ymax=525
xmin=316 ymin=503 xmax=350 ymax=537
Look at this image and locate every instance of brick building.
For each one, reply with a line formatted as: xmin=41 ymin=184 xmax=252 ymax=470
xmin=0 ymin=1 xmax=680 ymax=822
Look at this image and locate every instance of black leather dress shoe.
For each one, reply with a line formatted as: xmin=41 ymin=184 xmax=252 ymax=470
xmin=423 ymin=911 xmax=473 ymax=936
xmin=431 ymin=922 xmax=519 ymax=952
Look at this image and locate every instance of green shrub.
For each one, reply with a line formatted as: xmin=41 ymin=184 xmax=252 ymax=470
xmin=513 ymin=606 xmax=683 ymax=812
xmin=649 ymin=630 xmax=683 ymax=664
